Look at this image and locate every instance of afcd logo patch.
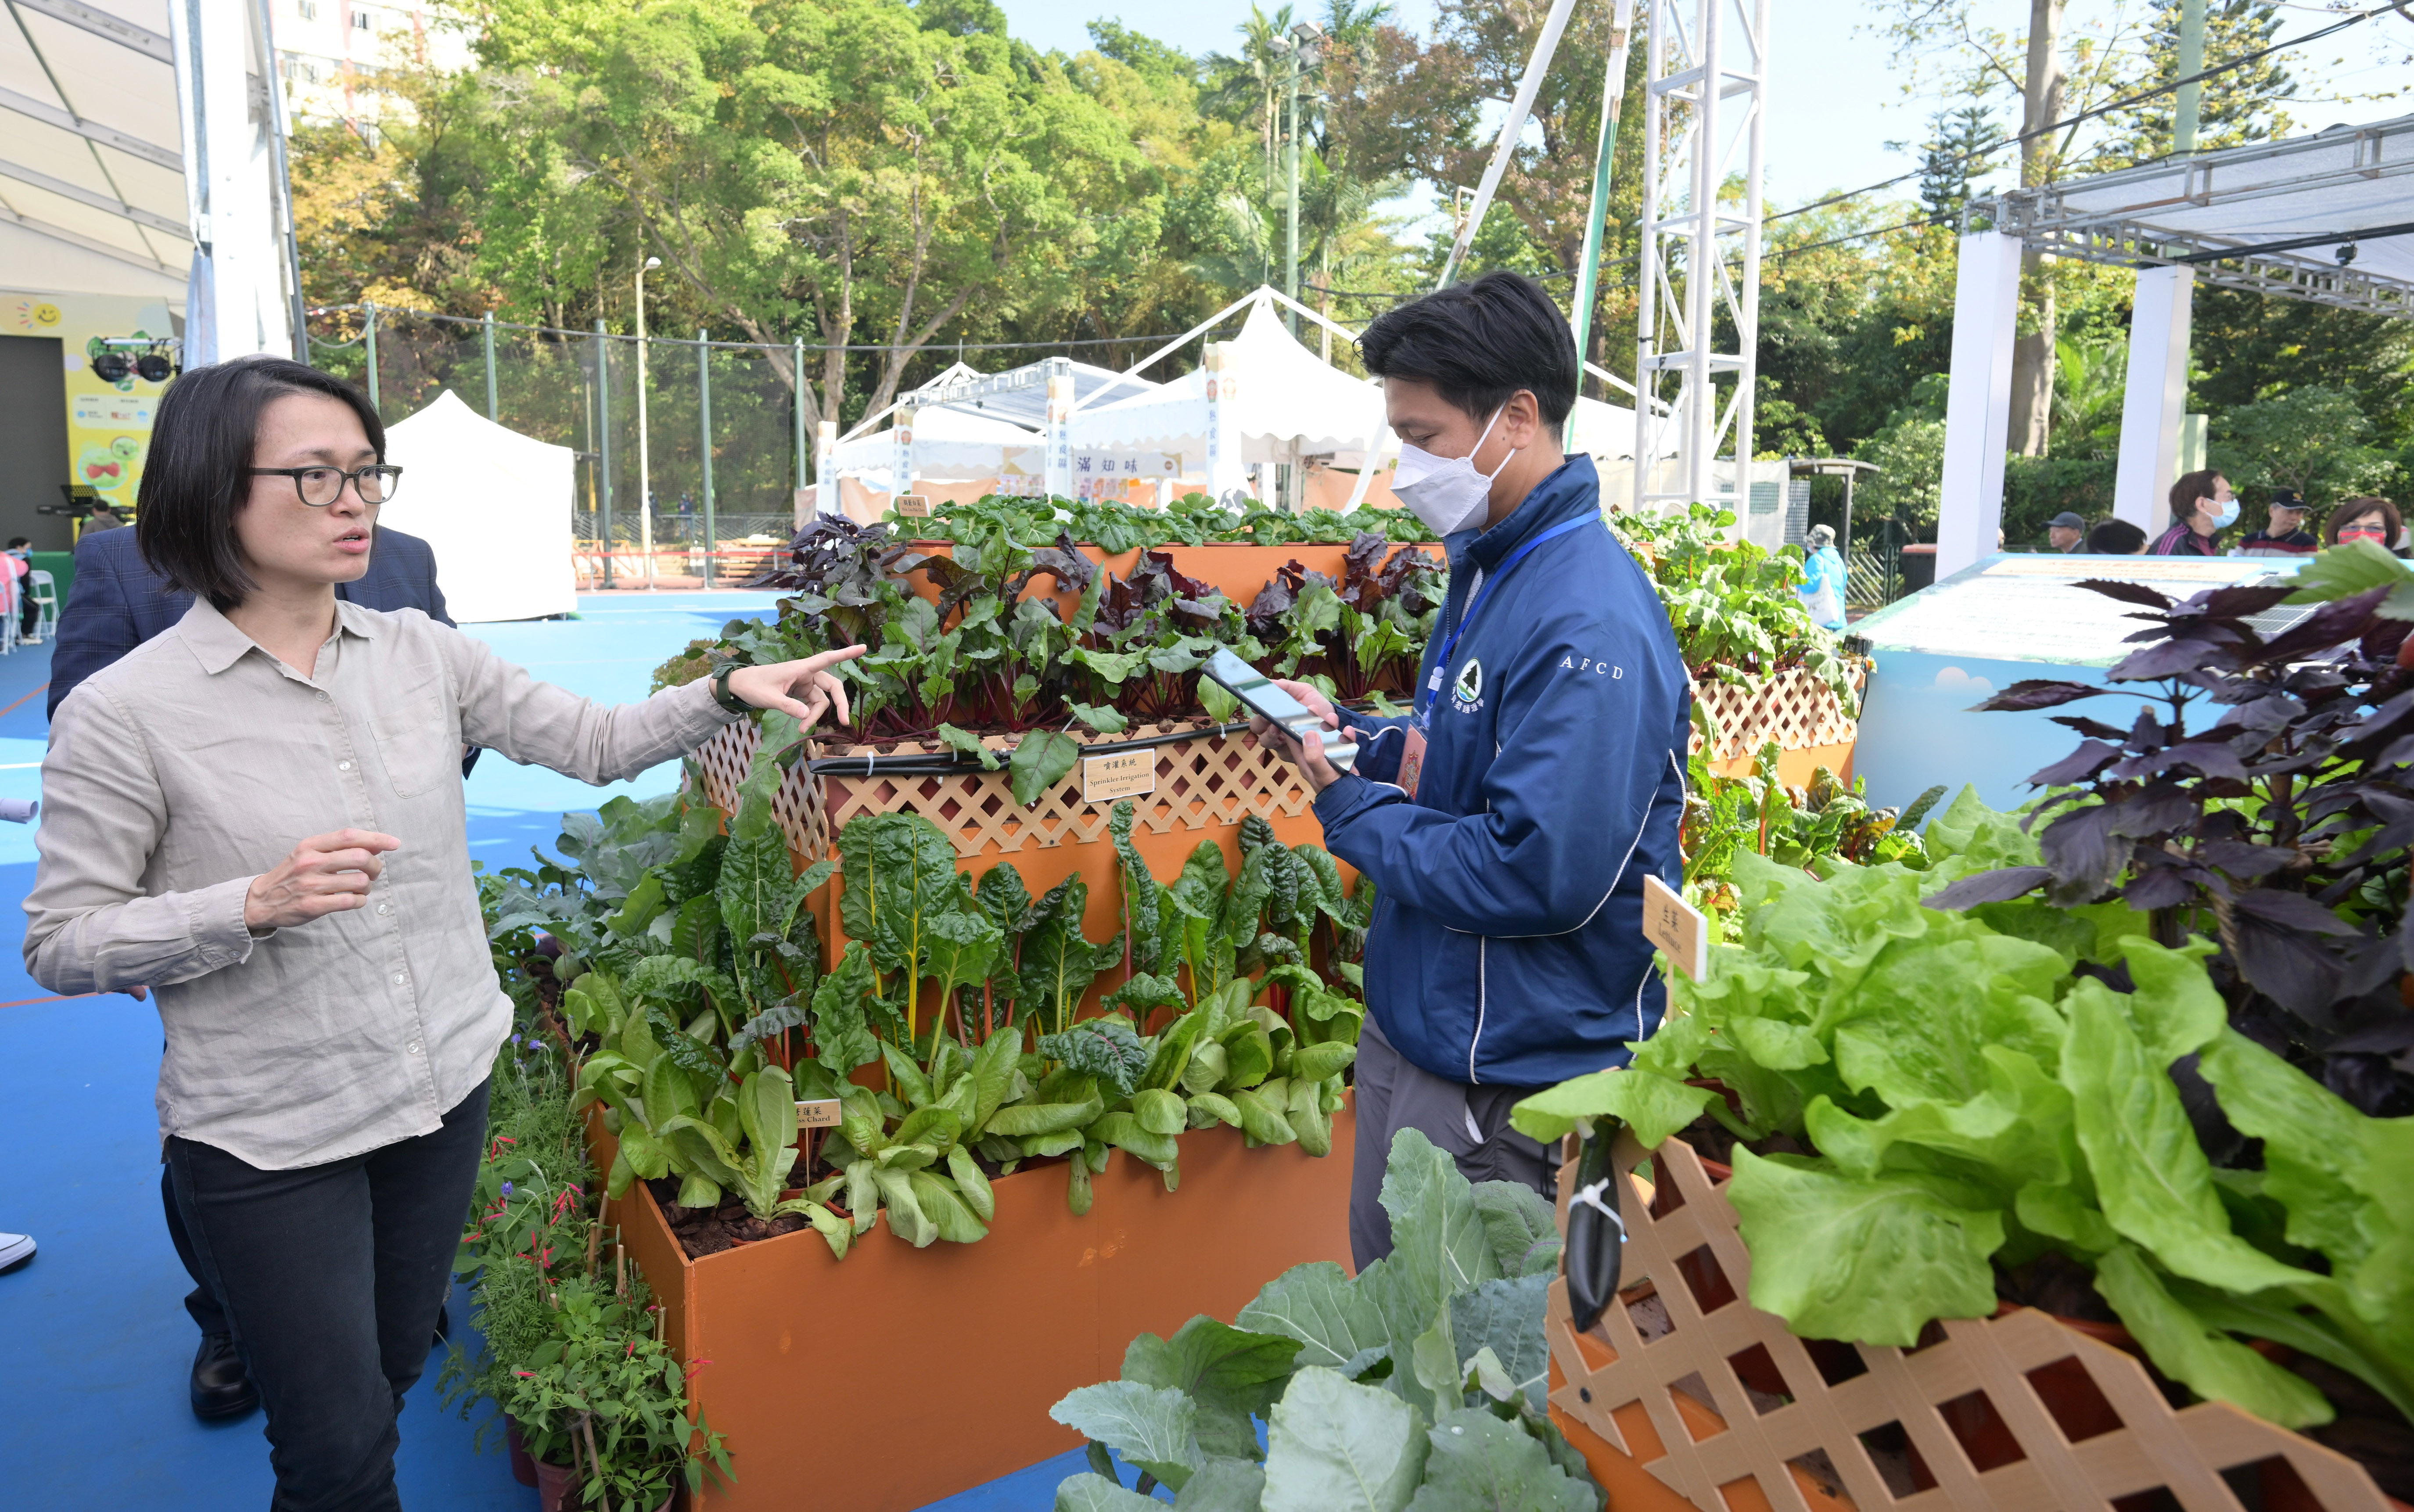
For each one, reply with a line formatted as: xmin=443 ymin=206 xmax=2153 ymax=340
xmin=1452 ymin=658 xmax=1484 ymax=705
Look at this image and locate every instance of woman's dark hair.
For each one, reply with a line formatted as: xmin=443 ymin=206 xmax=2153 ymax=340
xmin=2325 ymin=495 xmax=2402 ymax=547
xmin=2168 ymin=468 xmax=2227 ymax=525
xmin=2087 ymin=518 xmax=2148 ymax=554
xmin=135 ymin=356 xmax=383 ymax=611
xmin=1358 ymin=271 xmax=1578 ymax=427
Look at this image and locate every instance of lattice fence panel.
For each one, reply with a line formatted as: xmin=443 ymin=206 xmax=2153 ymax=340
xmin=1546 ymin=1130 xmax=2394 ymax=1512
xmin=689 ymin=719 xmax=1316 ymax=860
xmin=1689 ymin=664 xmax=1866 ymax=764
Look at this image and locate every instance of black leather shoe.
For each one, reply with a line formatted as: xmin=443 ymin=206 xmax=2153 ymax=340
xmin=433 ymin=1303 xmax=450 ymax=1347
xmin=190 ymin=1332 xmax=258 ymax=1420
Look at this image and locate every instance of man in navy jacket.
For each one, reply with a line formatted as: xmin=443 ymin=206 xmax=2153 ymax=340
xmin=1250 ymin=273 xmax=1691 ymax=1267
xmin=47 ymin=519 xmax=470 ymax=1421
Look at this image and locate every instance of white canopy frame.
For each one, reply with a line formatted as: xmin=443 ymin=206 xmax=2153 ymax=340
xmin=1936 ymin=115 xmax=2414 ymax=576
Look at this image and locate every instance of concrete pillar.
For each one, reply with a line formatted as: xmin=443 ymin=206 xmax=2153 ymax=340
xmin=2114 ymin=265 xmax=2196 ymax=534
xmin=1935 ymin=231 xmax=2024 ymax=578
xmin=892 ymin=406 xmax=916 ymax=508
xmin=1204 ymin=342 xmax=1245 ymax=503
xmin=814 ymin=420 xmax=838 ymax=516
xmin=1045 ymin=358 xmax=1075 ymax=501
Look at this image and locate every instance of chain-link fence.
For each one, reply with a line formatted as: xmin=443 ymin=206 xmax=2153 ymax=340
xmin=305 ymin=305 xmax=809 ymax=588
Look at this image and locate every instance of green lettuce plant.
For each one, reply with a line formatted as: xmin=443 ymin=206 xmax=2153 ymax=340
xmin=1514 ymin=789 xmax=2414 ymax=1433
xmin=1047 ymin=1128 xmax=1598 ymax=1512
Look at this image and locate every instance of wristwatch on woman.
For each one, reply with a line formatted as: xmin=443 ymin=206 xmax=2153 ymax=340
xmin=709 ymin=663 xmax=752 ymax=716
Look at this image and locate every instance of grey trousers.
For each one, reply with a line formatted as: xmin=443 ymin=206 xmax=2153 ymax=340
xmin=1349 ymin=1017 xmax=1554 ymax=1270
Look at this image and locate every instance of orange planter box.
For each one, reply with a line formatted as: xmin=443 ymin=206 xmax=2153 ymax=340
xmin=604 ymin=1105 xmax=1355 ymax=1512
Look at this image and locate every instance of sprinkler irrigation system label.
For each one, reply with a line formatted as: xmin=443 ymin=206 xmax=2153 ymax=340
xmin=1083 ymin=750 xmax=1156 ymax=804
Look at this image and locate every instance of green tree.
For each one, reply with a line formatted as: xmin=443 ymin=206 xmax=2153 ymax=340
xmin=2211 ymin=387 xmax=2394 ymax=507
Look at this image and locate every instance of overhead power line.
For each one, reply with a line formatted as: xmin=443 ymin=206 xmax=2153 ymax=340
xmin=1769 ymin=0 xmax=2412 ymax=226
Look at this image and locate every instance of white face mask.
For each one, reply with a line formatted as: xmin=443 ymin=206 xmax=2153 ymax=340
xmin=1392 ymin=408 xmax=1515 ymax=536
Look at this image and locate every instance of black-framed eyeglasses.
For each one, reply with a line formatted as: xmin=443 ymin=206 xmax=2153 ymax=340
xmin=246 ymin=464 xmax=402 ymax=508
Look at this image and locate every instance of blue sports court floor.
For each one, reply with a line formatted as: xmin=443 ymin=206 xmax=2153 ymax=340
xmin=0 ymin=593 xmax=1105 ymax=1508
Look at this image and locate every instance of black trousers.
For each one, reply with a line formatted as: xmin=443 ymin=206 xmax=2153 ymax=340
xmin=166 ymin=1081 xmax=489 ymax=1512
xmin=1349 ymin=1019 xmax=1554 ymax=1270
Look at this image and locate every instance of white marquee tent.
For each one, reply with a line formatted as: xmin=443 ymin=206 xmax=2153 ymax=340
xmin=380 ymin=391 xmax=577 ymax=622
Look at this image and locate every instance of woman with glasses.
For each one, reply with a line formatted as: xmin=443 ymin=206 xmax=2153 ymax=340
xmin=24 ymin=356 xmax=861 ymax=1511
xmin=2325 ymin=496 xmax=2406 ymax=557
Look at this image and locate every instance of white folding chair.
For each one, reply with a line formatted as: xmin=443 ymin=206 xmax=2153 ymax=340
xmin=25 ymin=569 xmax=58 ymax=645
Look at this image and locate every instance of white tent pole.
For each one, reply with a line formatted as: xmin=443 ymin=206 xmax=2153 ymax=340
xmin=1437 ymin=0 xmax=1582 ymax=289
xmin=837 ymin=397 xmax=904 ymax=446
xmin=1343 ymin=390 xmax=1392 ymax=512
xmin=1260 ymin=285 xmax=1369 ymax=353
xmin=1064 ymin=287 xmax=1265 ymax=419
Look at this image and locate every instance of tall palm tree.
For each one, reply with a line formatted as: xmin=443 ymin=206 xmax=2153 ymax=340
xmin=1203 ymin=4 xmax=1298 ymax=200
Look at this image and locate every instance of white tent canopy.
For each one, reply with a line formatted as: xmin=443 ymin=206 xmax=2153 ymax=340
xmin=0 ymin=0 xmax=190 ymax=298
xmin=380 ymin=391 xmax=577 ymax=623
xmin=832 ymin=403 xmax=1042 ymax=488
xmin=1074 ymin=294 xmax=1387 ymax=467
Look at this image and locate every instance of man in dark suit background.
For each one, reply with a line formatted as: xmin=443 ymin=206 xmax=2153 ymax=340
xmin=48 ymin=518 xmax=455 ymax=718
xmin=47 ymin=521 xmax=473 ymax=1422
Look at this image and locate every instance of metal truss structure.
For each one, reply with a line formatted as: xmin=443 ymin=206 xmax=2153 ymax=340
xmin=1632 ymin=0 xmax=1769 ymax=510
xmin=1972 ymin=116 xmax=2414 ymax=320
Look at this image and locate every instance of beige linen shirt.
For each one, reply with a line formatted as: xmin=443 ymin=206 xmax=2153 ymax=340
xmin=25 ymin=598 xmax=741 ymax=1169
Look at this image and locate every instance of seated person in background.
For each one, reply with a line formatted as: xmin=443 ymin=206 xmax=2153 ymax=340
xmin=0 ymin=538 xmax=25 ymax=638
xmin=2047 ymin=511 xmax=2086 ymax=552
xmin=2149 ymin=469 xmax=2234 ymax=557
xmin=2088 ymin=518 xmax=2149 ymax=555
xmin=2326 ymin=496 xmax=2405 ymax=557
xmin=2236 ymin=489 xmax=2319 ymax=556
xmin=81 ymin=503 xmax=127 ymax=534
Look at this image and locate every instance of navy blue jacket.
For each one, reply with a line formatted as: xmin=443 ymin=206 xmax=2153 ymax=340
xmin=48 ymin=523 xmax=460 ymax=727
xmin=1315 ymin=455 xmax=1690 ymax=1088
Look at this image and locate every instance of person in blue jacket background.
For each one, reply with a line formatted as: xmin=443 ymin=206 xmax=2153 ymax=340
xmin=1247 ymin=272 xmax=1692 ymax=1267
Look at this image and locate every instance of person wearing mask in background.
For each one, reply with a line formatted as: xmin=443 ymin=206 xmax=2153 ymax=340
xmin=2087 ymin=519 xmax=2149 ymax=555
xmin=1798 ymin=524 xmax=1847 ymax=630
xmin=2047 ymin=512 xmax=2087 ymax=553
xmin=6 ymin=539 xmax=35 ymax=641
xmin=2327 ymin=496 xmax=2406 ymax=557
xmin=2236 ymin=489 xmax=2319 ymax=557
xmin=49 ymin=409 xmax=473 ymax=1428
xmin=1239 ymin=273 xmax=1691 ymax=1268
xmin=25 ymin=355 xmax=863 ymax=1511
xmin=2149 ymin=470 xmax=2236 ymax=557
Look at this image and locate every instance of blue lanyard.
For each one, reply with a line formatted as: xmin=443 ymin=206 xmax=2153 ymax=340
xmin=1418 ymin=514 xmax=1602 ymax=725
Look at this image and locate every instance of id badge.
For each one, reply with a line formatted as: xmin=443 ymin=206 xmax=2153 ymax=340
xmin=1398 ymin=725 xmax=1428 ymax=802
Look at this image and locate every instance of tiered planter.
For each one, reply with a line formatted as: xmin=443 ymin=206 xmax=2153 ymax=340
xmin=691 ymin=715 xmax=1322 ymax=947
xmin=632 ymin=537 xmax=1401 ymax=1506
xmin=598 ymin=1107 xmax=1353 ymax=1511
xmin=1544 ymin=1128 xmax=2401 ymax=1512
xmin=1689 ymin=663 xmax=1867 ymax=790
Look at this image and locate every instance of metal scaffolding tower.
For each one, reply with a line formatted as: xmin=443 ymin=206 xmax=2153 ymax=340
xmin=1632 ymin=0 xmax=1768 ymax=510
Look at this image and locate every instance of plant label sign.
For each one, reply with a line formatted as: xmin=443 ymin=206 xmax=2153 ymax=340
xmin=1082 ymin=750 xmax=1155 ymax=804
xmin=795 ymin=1099 xmax=843 ymax=1131
xmin=1642 ymin=873 xmax=1707 ymax=981
xmin=894 ymin=494 xmax=931 ymax=517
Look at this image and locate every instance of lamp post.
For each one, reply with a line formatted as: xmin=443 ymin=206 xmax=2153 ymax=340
xmin=1280 ymin=22 xmax=1323 ymax=339
xmin=634 ymin=254 xmax=661 ymax=590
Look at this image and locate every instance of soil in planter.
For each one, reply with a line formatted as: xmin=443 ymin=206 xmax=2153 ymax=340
xmin=647 ymin=1179 xmax=812 ymax=1260
xmin=2291 ymin=1356 xmax=2414 ymax=1503
xmin=1994 ymin=1251 xmax=2121 ymax=1326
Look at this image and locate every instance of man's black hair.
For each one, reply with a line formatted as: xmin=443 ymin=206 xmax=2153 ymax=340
xmin=136 ymin=356 xmax=384 ymax=611
xmin=2088 ymin=518 xmax=2148 ymax=554
xmin=5 ymin=538 xmax=28 ymax=549
xmin=1358 ymin=271 xmax=1578 ymax=427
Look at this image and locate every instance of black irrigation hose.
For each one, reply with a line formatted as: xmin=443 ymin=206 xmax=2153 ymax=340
xmin=801 ymin=718 xmax=1260 ymax=778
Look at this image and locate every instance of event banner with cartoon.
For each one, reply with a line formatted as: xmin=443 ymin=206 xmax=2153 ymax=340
xmin=5 ymin=290 xmax=181 ymax=516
